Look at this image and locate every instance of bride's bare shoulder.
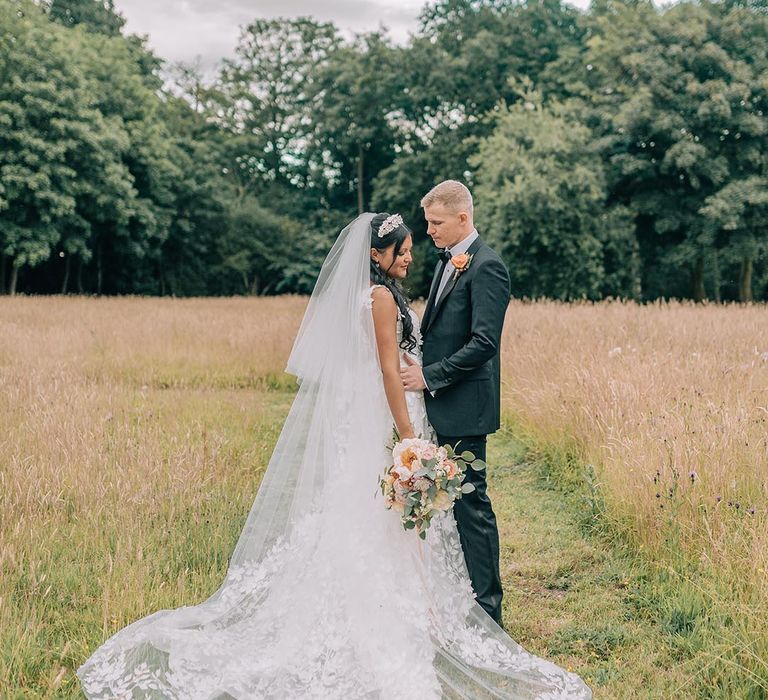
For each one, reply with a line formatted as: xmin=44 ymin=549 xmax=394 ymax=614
xmin=369 ymin=284 xmax=395 ymax=305
xmin=369 ymin=285 xmax=397 ymax=326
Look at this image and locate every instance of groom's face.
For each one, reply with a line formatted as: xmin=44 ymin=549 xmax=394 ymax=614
xmin=424 ymin=204 xmax=469 ymax=250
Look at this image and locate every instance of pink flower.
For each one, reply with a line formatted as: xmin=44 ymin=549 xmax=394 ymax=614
xmin=392 ymin=465 xmax=413 ymax=482
xmin=392 ymin=437 xmax=424 ymax=465
xmin=421 ymin=443 xmax=437 ymax=460
xmin=413 ymin=478 xmax=430 ymax=492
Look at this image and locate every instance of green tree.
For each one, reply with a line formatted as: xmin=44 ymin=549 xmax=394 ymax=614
xmin=46 ymin=0 xmax=125 ymax=36
xmin=700 ymin=176 xmax=768 ymax=301
xmin=215 ymin=197 xmax=306 ymax=295
xmin=582 ymin=0 xmax=768 ymax=300
xmin=153 ymin=87 xmax=236 ymax=297
xmin=308 ymin=31 xmax=403 ymax=214
xmin=472 ymin=89 xmax=638 ymax=299
xmin=371 ymin=0 xmax=585 ymax=297
xmin=216 ymin=18 xmax=340 ymax=191
xmin=0 ymin=1 xmax=114 ymax=294
xmin=66 ymin=25 xmax=179 ymax=294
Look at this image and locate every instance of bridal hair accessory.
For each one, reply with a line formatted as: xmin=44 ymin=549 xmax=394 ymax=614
xmin=378 ymin=213 xmax=403 ymax=238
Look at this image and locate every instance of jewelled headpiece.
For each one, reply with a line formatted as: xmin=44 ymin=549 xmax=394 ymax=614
xmin=378 ymin=213 xmax=403 ymax=238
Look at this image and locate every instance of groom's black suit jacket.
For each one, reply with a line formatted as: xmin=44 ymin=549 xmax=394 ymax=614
xmin=421 ymin=235 xmax=511 ymax=437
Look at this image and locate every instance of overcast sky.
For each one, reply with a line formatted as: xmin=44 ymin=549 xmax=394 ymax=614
xmin=112 ymin=0 xmax=591 ymax=70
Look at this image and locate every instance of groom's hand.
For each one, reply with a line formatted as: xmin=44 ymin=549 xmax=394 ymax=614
xmin=400 ymin=354 xmax=427 ymax=391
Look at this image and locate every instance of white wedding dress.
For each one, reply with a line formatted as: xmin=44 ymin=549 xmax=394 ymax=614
xmin=77 ymin=215 xmax=592 ymax=699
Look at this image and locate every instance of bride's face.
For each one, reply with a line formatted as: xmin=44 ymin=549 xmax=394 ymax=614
xmin=372 ymin=235 xmax=413 ymax=280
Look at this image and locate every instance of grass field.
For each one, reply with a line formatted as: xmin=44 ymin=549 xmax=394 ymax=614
xmin=500 ymin=300 xmax=768 ymax=699
xmin=1 ymin=296 xmax=766 ymax=698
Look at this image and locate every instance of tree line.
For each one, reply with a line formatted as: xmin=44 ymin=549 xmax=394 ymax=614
xmin=1 ymin=0 xmax=766 ymax=300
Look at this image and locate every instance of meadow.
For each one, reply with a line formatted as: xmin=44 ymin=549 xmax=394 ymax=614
xmin=500 ymin=301 xmax=768 ymax=698
xmin=1 ymin=297 xmax=766 ymax=698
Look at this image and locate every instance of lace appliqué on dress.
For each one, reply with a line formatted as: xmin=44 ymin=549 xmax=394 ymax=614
xmin=77 ymin=286 xmax=592 ymax=700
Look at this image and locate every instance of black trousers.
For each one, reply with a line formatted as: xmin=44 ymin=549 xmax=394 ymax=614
xmin=437 ymin=433 xmax=504 ymax=624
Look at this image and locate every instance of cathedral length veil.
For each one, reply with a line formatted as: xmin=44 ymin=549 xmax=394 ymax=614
xmin=76 ymin=213 xmax=593 ymax=699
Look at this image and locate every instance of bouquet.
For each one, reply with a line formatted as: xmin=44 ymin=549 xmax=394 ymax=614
xmin=379 ymin=436 xmax=486 ymax=539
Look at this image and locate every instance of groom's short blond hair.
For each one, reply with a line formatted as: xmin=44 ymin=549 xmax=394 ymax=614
xmin=420 ymin=180 xmax=474 ymax=216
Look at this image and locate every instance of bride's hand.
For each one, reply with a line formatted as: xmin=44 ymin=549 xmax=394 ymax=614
xmin=400 ymin=354 xmax=427 ymax=391
xmin=400 ymin=425 xmax=416 ymax=440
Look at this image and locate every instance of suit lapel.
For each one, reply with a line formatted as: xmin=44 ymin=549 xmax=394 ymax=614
xmin=424 ymin=236 xmax=484 ymax=332
xmin=421 ymin=258 xmax=446 ymax=330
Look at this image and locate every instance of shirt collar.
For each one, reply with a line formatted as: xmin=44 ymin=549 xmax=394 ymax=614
xmin=447 ymin=229 xmax=479 ymax=256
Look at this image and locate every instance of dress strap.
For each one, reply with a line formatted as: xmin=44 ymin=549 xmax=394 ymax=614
xmin=368 ymin=283 xmax=391 ymax=301
xmin=364 ymin=283 xmax=389 ymax=309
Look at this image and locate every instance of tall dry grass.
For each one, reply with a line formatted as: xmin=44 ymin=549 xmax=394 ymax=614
xmin=0 ymin=296 xmax=306 ymax=696
xmin=500 ymin=299 xmax=768 ymax=695
xmin=1 ymin=295 xmax=765 ymax=696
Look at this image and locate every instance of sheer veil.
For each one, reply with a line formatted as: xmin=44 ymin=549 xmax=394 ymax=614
xmin=76 ymin=212 xmax=593 ymax=699
xmin=76 ymin=212 xmax=397 ymax=697
xmin=229 ymin=212 xmax=382 ymax=566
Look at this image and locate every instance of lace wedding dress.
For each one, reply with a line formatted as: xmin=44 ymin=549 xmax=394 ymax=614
xmin=77 ymin=215 xmax=592 ymax=699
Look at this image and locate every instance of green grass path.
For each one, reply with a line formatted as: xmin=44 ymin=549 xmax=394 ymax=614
xmin=5 ymin=389 xmax=697 ymax=698
xmin=489 ymin=428 xmax=696 ymax=699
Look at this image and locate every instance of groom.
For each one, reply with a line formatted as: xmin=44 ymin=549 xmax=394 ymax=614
xmin=401 ymin=180 xmax=511 ymax=625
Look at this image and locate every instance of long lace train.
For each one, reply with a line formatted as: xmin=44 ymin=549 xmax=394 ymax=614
xmin=76 ymin=216 xmax=592 ymax=699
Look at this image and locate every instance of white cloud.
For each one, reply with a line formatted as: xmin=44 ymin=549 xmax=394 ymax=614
xmin=113 ymin=0 xmax=425 ymax=68
xmin=113 ymin=0 xmax=592 ymax=70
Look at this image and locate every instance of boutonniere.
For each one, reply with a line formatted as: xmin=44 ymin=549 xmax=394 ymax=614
xmin=450 ymin=252 xmax=473 ymax=281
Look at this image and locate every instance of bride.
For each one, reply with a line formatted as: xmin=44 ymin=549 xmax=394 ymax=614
xmin=77 ymin=213 xmax=593 ymax=699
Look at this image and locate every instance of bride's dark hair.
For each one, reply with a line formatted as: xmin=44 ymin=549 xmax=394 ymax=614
xmin=370 ymin=213 xmax=417 ymax=353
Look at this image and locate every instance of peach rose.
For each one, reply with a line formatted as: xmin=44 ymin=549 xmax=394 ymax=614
xmin=402 ymin=448 xmax=420 ymax=469
xmin=392 ymin=437 xmax=422 ymax=465
xmin=451 ymin=252 xmax=470 ymax=271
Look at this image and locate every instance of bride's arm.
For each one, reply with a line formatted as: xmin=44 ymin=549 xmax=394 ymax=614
xmin=370 ymin=286 xmax=415 ymax=440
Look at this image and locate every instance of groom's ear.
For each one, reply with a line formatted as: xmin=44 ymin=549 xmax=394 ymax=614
xmin=458 ymin=212 xmax=469 ymax=225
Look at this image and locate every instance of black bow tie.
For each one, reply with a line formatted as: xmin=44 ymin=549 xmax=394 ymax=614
xmin=439 ymin=249 xmax=452 ymax=263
